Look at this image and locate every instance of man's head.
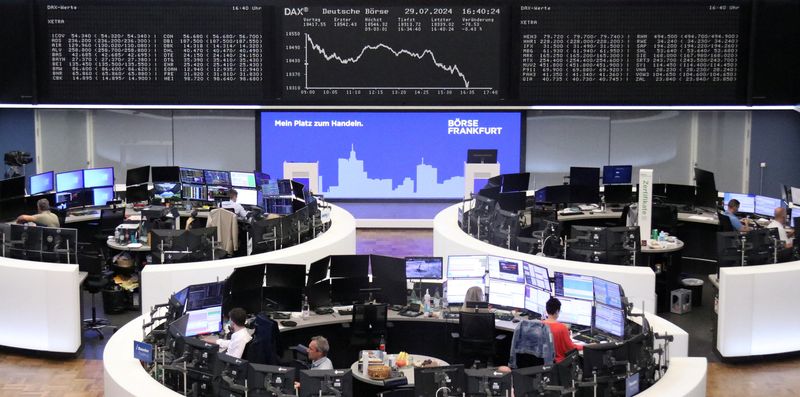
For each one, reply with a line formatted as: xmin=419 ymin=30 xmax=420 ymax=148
xmin=546 ymin=297 xmax=562 ymax=318
xmin=228 ymin=308 xmax=247 ymax=330
xmin=774 ymin=206 xmax=787 ymax=224
xmin=37 ymin=198 xmax=51 ymax=213
xmin=727 ymin=199 xmax=740 ymax=213
xmin=229 ymin=189 xmax=238 ymax=202
xmin=308 ymin=335 xmax=329 ymax=361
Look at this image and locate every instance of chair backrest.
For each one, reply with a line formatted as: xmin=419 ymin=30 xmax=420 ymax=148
xmin=351 ymin=303 xmax=388 ymax=336
xmin=508 ymin=319 xmax=554 ymax=368
xmin=99 ymin=207 xmax=126 ymax=231
xmin=717 ymin=212 xmax=734 ymax=232
xmin=515 ymin=353 xmax=544 ymax=368
xmin=78 ymin=252 xmax=105 ymax=275
xmin=459 ymin=311 xmax=495 ymax=344
xmin=651 ymin=205 xmax=678 ymax=232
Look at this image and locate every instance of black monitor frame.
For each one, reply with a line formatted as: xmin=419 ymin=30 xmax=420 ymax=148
xmin=467 ymin=149 xmax=498 ymax=164
xmin=414 ymin=365 xmax=466 ymax=397
xmin=298 ymin=369 xmax=352 ymax=397
xmin=126 ymin=165 xmax=150 ymax=186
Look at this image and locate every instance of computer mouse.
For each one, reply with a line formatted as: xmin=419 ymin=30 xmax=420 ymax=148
xmin=511 ymin=318 xmax=521 ymax=323
xmin=280 ymin=320 xmax=297 ymax=327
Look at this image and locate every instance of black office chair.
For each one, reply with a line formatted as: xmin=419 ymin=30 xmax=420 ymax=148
xmin=717 ymin=212 xmax=734 ymax=232
xmin=350 ymin=303 xmax=388 ymax=353
xmin=451 ymin=311 xmax=502 ymax=368
xmin=79 ymin=252 xmax=116 ymax=339
xmin=651 ymin=205 xmax=678 ymax=235
xmin=91 ymin=207 xmax=126 ymax=256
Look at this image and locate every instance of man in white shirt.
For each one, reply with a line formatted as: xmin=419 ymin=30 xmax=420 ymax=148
xmin=222 ymin=189 xmax=249 ymax=220
xmin=202 ymin=308 xmax=252 ymax=359
xmin=308 ymin=336 xmax=333 ymax=370
xmin=766 ymin=206 xmax=793 ymax=248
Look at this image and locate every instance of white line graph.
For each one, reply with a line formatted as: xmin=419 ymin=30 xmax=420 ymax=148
xmin=303 ymin=33 xmax=492 ymax=90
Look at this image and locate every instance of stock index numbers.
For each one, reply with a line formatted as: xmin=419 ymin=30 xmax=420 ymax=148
xmin=279 ymin=5 xmax=507 ymax=103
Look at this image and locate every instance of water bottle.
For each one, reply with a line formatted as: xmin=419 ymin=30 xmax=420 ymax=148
xmin=423 ymin=289 xmax=431 ymax=314
xmin=302 ymin=295 xmax=310 ymax=320
xmin=433 ymin=290 xmax=441 ymax=310
xmin=114 ymin=228 xmax=120 ymax=243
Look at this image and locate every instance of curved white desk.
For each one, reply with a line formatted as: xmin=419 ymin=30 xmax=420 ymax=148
xmin=140 ymin=204 xmax=356 ymax=315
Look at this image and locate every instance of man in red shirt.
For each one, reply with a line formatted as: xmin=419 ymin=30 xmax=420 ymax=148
xmin=543 ymin=297 xmax=583 ymax=363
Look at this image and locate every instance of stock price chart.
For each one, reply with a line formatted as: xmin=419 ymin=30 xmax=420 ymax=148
xmin=280 ymin=5 xmax=507 ymax=103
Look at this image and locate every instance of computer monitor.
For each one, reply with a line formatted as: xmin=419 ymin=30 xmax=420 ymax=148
xmin=184 ymin=305 xmax=223 ymax=337
xmin=307 ymin=257 xmax=330 ymax=286
xmin=236 ymin=188 xmax=258 ymax=206
xmin=554 ymin=272 xmax=594 ymax=301
xmin=664 ymin=184 xmax=696 ymax=206
xmin=330 ymin=277 xmax=370 ymax=305
xmin=605 ymin=226 xmax=639 ymax=252
xmin=248 ymin=364 xmax=296 ymax=396
xmin=501 ymin=173 xmax=531 ymax=193
xmin=181 ymin=183 xmax=208 ymax=201
xmin=512 ymin=364 xmax=556 ymax=397
xmin=0 ymin=176 xmax=25 ymax=200
xmin=570 ymin=167 xmax=600 ymax=187
xmin=582 ymin=341 xmax=629 ymax=379
xmin=723 ymin=192 xmax=755 ymax=213
xmin=150 ymin=229 xmax=188 ymax=262
xmin=9 ymin=224 xmax=43 ymax=261
xmin=179 ymin=167 xmax=205 ymax=184
xmin=791 ymin=187 xmax=800 ymax=206
xmin=29 ymin=172 xmax=54 ymax=195
xmin=488 ymin=278 xmax=525 ymax=309
xmin=262 ymin=180 xmax=280 ymax=197
xmin=329 ymin=255 xmax=369 ymax=278
xmin=126 ymin=165 xmax=150 ymax=186
xmin=207 ymin=185 xmax=230 ymax=201
xmin=290 ymin=180 xmax=306 ymax=199
xmin=523 ymin=261 xmax=551 ymax=292
xmin=40 ymin=227 xmax=78 ymax=264
xmin=754 ymin=195 xmax=783 ymax=217
xmin=299 ymin=369 xmax=352 ymax=397
xmin=405 ymin=256 xmax=443 ymax=280
xmin=182 ymin=336 xmax=219 ymax=373
xmin=593 ymin=277 xmax=623 ymax=309
xmin=88 ymin=186 xmax=115 ymax=206
xmin=153 ymin=182 xmax=182 ymax=201
xmin=230 ymin=171 xmax=257 ymax=188
xmin=265 ymin=263 xmax=305 ymax=288
xmin=223 ymin=264 xmax=265 ymax=315
xmin=602 ymin=165 xmax=632 ymax=185
xmin=414 ymin=365 xmax=465 ymax=397
xmin=465 ymin=368 xmax=512 ymax=396
xmin=204 ymin=170 xmax=231 ymax=186
xmin=126 ymin=184 xmax=149 ymax=203
xmin=55 ymin=190 xmax=85 ymax=210
xmin=83 ymin=167 xmax=114 ymax=188
xmin=185 ymin=281 xmax=225 ymax=312
xmin=0 ymin=196 xmax=25 ymax=222
xmin=487 ymin=256 xmax=524 ymax=283
xmin=214 ymin=354 xmax=250 ymax=393
xmin=445 ymin=278 xmax=485 ymax=304
xmin=467 ymin=149 xmax=498 ymax=164
xmin=594 ymin=302 xmax=625 ymax=339
xmin=56 ymin=170 xmax=83 ymax=192
xmin=447 ymin=255 xmax=488 ymax=278
xmin=151 ymin=166 xmax=180 ymax=183
xmin=570 ymin=225 xmax=607 ymax=251
xmin=370 ymin=254 xmax=408 ymax=306
xmin=603 ymin=184 xmax=633 ymax=204
xmin=694 ymin=167 xmax=717 ymax=207
xmin=556 ymin=296 xmax=593 ymax=327
xmin=524 ymin=285 xmax=551 ymax=316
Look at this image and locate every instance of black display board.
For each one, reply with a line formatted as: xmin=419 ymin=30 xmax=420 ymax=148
xmin=0 ymin=0 xmax=35 ymax=103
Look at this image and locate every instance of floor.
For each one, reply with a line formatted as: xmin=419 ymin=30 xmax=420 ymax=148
xmin=1 ymin=229 xmax=799 ymax=396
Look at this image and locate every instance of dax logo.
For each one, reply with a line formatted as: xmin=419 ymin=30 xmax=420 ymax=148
xmin=284 ymin=7 xmax=309 ymax=16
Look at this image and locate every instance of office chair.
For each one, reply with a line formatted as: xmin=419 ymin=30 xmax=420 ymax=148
xmin=717 ymin=212 xmax=734 ymax=232
xmin=651 ymin=205 xmax=678 ymax=235
xmin=451 ymin=311 xmax=502 ymax=368
xmin=90 ymin=207 xmax=126 ymax=256
xmin=349 ymin=303 xmax=388 ymax=353
xmin=79 ymin=252 xmax=116 ymax=339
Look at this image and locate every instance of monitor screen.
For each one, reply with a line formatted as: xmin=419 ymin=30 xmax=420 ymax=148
xmin=204 ymin=170 xmax=231 ymax=186
xmin=151 ymin=166 xmax=180 ymax=183
xmin=56 ymin=170 xmax=83 ymax=192
xmin=405 ymin=257 xmax=443 ymax=280
xmin=30 ymin=172 xmax=54 ymax=195
xmin=0 ymin=176 xmax=25 ymax=200
xmin=602 ymin=165 xmax=632 ymax=184
xmin=723 ymin=192 xmax=755 ymax=213
xmin=487 ymin=256 xmax=524 ymax=283
xmin=184 ymin=305 xmax=223 ymax=337
xmin=445 ymin=278 xmax=484 ymax=304
xmin=791 ymin=187 xmax=800 ymax=206
xmin=89 ymin=186 xmax=115 ymax=206
xmin=603 ymin=184 xmax=633 ymax=204
xmin=569 ymin=167 xmax=600 ymax=187
xmin=185 ymin=281 xmax=225 ymax=312
xmin=447 ymin=255 xmax=487 ymax=278
xmin=523 ymin=262 xmax=550 ymax=292
xmin=299 ymin=369 xmax=353 ymax=397
xmin=126 ymin=184 xmax=149 ymax=203
xmin=755 ymin=195 xmax=783 ymax=217
xmin=330 ymin=255 xmax=370 ymax=278
xmin=554 ymin=272 xmax=594 ymax=301
xmin=262 ymin=180 xmax=280 ymax=196
xmin=207 ymin=185 xmax=231 ymax=201
xmin=664 ymin=184 xmax=696 ymax=206
xmin=153 ymin=182 xmax=182 ymax=200
xmin=467 ymin=149 xmax=498 ymax=164
xmin=230 ymin=171 xmax=257 ymax=188
xmin=557 ymin=296 xmax=593 ymax=327
xmin=180 ymin=167 xmax=205 ymax=184
xmin=83 ymin=167 xmax=114 ymax=188
xmin=126 ymin=165 xmax=150 ymax=186
xmin=181 ymin=183 xmax=208 ymax=201
xmin=236 ymin=188 xmax=258 ymax=206
xmin=488 ymin=278 xmax=525 ymax=309
xmin=594 ymin=302 xmax=625 ymax=339
xmin=593 ymin=277 xmax=622 ymax=309
xmin=524 ymin=285 xmax=551 ymax=316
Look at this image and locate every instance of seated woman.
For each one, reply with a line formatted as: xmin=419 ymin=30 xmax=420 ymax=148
xmin=462 ymin=286 xmax=490 ymax=312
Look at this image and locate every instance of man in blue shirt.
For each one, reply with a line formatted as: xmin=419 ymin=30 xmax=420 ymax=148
xmin=725 ymin=199 xmax=750 ymax=232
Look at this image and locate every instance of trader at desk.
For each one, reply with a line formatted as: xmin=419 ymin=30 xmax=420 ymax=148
xmin=767 ymin=207 xmax=793 ymax=249
xmin=725 ymin=199 xmax=751 ymax=232
xmin=221 ymin=189 xmax=248 ymax=220
xmin=16 ymin=198 xmax=60 ymax=228
xmin=543 ymin=297 xmax=583 ymax=363
xmin=201 ymin=308 xmax=252 ymax=359
xmin=308 ymin=335 xmax=334 ymax=370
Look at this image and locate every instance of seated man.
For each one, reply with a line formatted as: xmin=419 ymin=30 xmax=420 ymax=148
xmin=766 ymin=206 xmax=793 ymax=249
xmin=724 ymin=199 xmax=750 ymax=232
xmin=221 ymin=189 xmax=248 ymax=220
xmin=308 ymin=335 xmax=333 ymax=370
xmin=16 ymin=198 xmax=59 ymax=228
xmin=542 ymin=297 xmax=583 ymax=363
xmin=201 ymin=308 xmax=252 ymax=359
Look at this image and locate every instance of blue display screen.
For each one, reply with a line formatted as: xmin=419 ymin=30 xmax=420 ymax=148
xmin=603 ymin=165 xmax=632 ymax=184
xmin=30 ymin=171 xmax=54 ymax=195
xmin=56 ymin=170 xmax=84 ymax=192
xmin=259 ymin=112 xmax=521 ymax=199
xmin=84 ymin=167 xmax=114 ymax=188
xmin=90 ymin=186 xmax=115 ymax=206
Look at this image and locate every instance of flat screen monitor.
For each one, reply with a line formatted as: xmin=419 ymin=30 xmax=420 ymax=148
xmin=445 ymin=278 xmax=485 ymax=304
xmin=594 ymin=302 xmax=625 ymax=339
xmin=55 ymin=190 xmax=84 ymax=209
xmin=40 ymin=226 xmax=78 ymax=264
xmin=602 ymin=165 xmax=632 ymax=184
xmin=179 ymin=167 xmax=205 ymax=184
xmin=447 ymin=255 xmax=488 ymax=278
xmin=465 ymin=368 xmax=512 ymax=396
xmin=523 ymin=262 xmax=550 ymax=292
xmin=230 ymin=171 xmax=257 ymax=188
xmin=181 ymin=183 xmax=207 ymax=201
xmin=329 ymin=255 xmax=369 ymax=278
xmin=694 ymin=167 xmax=716 ymax=192
xmin=151 ymin=166 xmax=180 ymax=183
xmin=223 ymin=264 xmax=265 ymax=315
xmin=184 ymin=305 xmax=223 ymax=337
xmin=207 ymin=185 xmax=230 ymax=201
xmin=554 ymin=272 xmax=594 ymax=301
xmin=126 ymin=184 xmax=149 ymax=203
xmin=126 ymin=166 xmax=150 ymax=186
xmin=265 ymin=264 xmax=306 ymax=288
xmin=236 ymin=188 xmax=258 ymax=206
xmin=330 ymin=277 xmax=370 ymax=305
xmin=488 ymin=278 xmax=525 ymax=309
xmin=501 ymin=173 xmax=530 ymax=193
xmin=405 ymin=256 xmax=443 ymax=280
xmin=185 ymin=281 xmax=225 ymax=312
xmin=414 ymin=365 xmax=465 ymax=397
xmin=56 ymin=170 xmax=83 ymax=192
xmin=723 ymin=192 xmax=755 ymax=213
xmin=664 ymin=184 xmax=696 ymax=206
xmin=487 ymin=256 xmax=524 ymax=283
xmin=248 ymin=364 xmax=296 ymax=396
xmin=755 ymin=195 xmax=783 ymax=217
xmin=593 ymin=277 xmax=623 ymax=309
xmin=262 ymin=180 xmax=280 ymax=196
xmin=204 ymin=170 xmax=231 ymax=186
xmin=0 ymin=176 xmax=25 ymax=200
xmin=570 ymin=167 xmax=600 ymax=187
xmin=83 ymin=167 xmax=114 ymax=188
xmin=299 ymin=369 xmax=353 ymax=397
xmin=307 ymin=257 xmax=329 ymax=286
xmin=153 ymin=182 xmax=182 ymax=200
xmin=791 ymin=187 xmax=800 ymax=206
xmin=603 ymin=184 xmax=633 ymax=204
xmin=524 ymin=285 xmax=551 ymax=315
xmin=557 ymin=296 xmax=593 ymax=327
xmin=88 ymin=186 xmax=115 ymax=206
xmin=29 ymin=172 xmax=54 ymax=195
xmin=369 ymin=254 xmax=408 ymax=306
xmin=467 ymin=149 xmax=498 ymax=164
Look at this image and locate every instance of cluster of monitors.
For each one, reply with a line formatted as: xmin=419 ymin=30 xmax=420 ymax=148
xmin=0 ymin=224 xmax=78 ymax=264
xmin=249 ymin=202 xmax=319 ymax=254
xmin=568 ymin=226 xmax=640 ymax=266
xmin=149 ymin=227 xmax=217 ymax=264
xmin=717 ymin=228 xmax=780 ymax=267
xmin=20 ymin=168 xmax=116 ymax=209
xmin=723 ymin=192 xmax=786 ymax=218
xmin=168 ymin=281 xmax=226 ymax=337
xmin=445 ymin=255 xmax=626 ymax=339
xmin=305 ymin=255 xmax=411 ymax=310
xmin=127 ymin=166 xmax=262 ymax=206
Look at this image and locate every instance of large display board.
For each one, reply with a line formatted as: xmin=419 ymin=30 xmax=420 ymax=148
xmin=259 ymin=111 xmax=521 ymax=199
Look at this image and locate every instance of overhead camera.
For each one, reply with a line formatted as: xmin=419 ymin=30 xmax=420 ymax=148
xmin=4 ymin=151 xmax=33 ymax=167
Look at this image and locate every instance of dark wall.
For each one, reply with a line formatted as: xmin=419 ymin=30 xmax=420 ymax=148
xmin=0 ymin=109 xmax=36 ymax=178
xmin=748 ymin=111 xmax=800 ymax=197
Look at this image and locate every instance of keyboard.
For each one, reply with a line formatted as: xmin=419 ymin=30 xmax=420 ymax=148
xmin=573 ymin=333 xmax=598 ymax=344
xmin=610 ymin=208 xmax=624 ymax=213
xmin=314 ymin=307 xmax=334 ymax=315
xmin=398 ymin=310 xmax=423 ymax=317
xmin=443 ymin=312 xmax=460 ymax=320
xmin=338 ymin=309 xmax=353 ymax=316
xmin=495 ymin=312 xmax=515 ymax=322
xmin=269 ymin=312 xmax=291 ymax=320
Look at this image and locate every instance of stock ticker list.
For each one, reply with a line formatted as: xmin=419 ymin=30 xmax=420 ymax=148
xmin=40 ymin=3 xmax=266 ymax=103
xmin=518 ymin=2 xmax=747 ymax=104
xmin=280 ymin=6 xmax=506 ymax=102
